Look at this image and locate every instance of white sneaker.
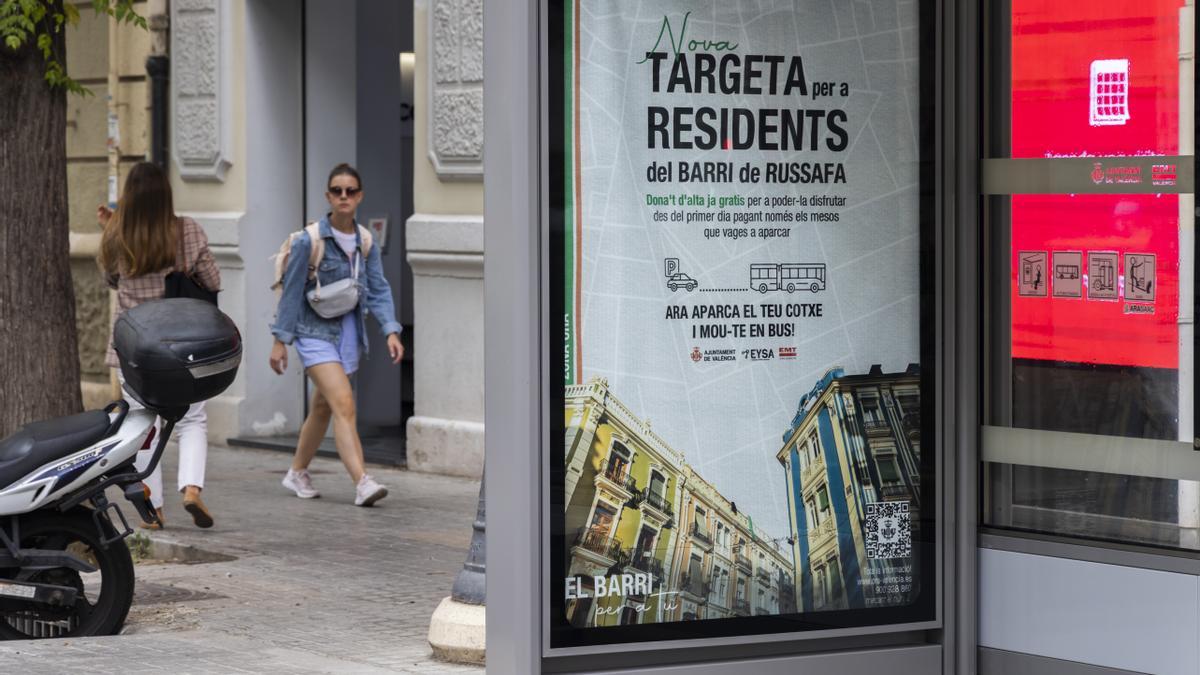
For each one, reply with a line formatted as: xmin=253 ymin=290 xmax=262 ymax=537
xmin=282 ymin=469 xmax=320 ymax=499
xmin=354 ymin=474 xmax=388 ymax=507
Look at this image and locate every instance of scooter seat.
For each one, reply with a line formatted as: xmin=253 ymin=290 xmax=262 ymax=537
xmin=0 ymin=410 xmax=113 ymax=488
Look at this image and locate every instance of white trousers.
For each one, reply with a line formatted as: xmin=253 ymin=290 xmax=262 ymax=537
xmin=119 ymin=376 xmax=208 ymax=509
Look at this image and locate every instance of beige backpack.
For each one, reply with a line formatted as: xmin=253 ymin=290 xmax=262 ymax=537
xmin=270 ymin=222 xmax=374 ymax=295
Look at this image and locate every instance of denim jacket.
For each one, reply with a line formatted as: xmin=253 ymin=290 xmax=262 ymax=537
xmin=270 ymin=215 xmax=402 ymax=354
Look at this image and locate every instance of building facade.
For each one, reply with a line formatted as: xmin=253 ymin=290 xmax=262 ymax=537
xmin=564 ymin=378 xmax=793 ymax=627
xmin=65 ymin=0 xmax=165 ymax=410
xmin=778 ymin=366 xmax=921 ymax=612
xmin=670 ymin=466 xmax=793 ymax=621
xmin=563 ymin=378 xmax=685 ymax=627
xmin=62 ymin=0 xmax=483 ymax=477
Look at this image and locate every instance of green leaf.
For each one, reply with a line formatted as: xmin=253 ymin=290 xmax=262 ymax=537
xmin=62 ymin=3 xmax=78 ymax=25
xmin=4 ymin=34 xmax=19 ymax=50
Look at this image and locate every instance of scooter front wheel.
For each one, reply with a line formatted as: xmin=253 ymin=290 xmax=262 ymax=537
xmin=0 ymin=509 xmax=134 ymax=639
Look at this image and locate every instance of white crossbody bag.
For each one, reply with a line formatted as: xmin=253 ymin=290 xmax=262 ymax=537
xmin=305 ymin=250 xmax=360 ymax=319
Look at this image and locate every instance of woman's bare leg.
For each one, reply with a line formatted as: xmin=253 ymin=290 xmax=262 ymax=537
xmin=292 ymin=387 xmax=332 ymax=472
xmin=305 ymin=362 xmax=366 ymax=483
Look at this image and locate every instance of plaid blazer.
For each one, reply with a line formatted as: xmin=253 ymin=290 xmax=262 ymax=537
xmin=104 ymin=216 xmax=221 ymax=368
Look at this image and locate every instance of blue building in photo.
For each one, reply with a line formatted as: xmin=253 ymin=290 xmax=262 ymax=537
xmin=776 ymin=365 xmax=922 ymax=612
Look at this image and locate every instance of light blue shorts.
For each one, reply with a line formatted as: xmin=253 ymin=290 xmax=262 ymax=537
xmin=295 ymin=313 xmax=360 ymax=375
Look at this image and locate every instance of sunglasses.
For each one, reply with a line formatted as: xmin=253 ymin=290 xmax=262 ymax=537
xmin=328 ymin=186 xmax=361 ymax=198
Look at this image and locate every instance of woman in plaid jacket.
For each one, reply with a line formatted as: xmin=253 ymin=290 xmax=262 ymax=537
xmin=98 ymin=161 xmax=221 ymax=530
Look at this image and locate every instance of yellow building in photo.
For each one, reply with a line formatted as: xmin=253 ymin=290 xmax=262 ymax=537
xmin=564 ymin=378 xmax=794 ymax=627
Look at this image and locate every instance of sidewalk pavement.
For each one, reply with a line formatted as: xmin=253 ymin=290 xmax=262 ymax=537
xmin=0 ymin=443 xmax=486 ymax=674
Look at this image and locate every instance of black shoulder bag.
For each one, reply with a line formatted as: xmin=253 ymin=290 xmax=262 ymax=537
xmin=164 ymin=271 xmax=219 ymax=306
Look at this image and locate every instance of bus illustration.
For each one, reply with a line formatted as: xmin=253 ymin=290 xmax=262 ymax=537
xmin=1055 ymin=264 xmax=1079 ymax=280
xmin=750 ymin=263 xmax=826 ymax=293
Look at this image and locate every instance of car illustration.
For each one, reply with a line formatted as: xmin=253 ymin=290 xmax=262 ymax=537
xmin=667 ymin=273 xmax=698 ymax=291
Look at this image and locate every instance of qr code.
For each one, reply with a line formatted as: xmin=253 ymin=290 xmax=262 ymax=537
xmin=865 ymin=501 xmax=911 ymax=559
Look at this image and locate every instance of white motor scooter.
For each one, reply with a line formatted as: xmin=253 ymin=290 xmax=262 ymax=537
xmin=0 ymin=298 xmax=240 ymax=638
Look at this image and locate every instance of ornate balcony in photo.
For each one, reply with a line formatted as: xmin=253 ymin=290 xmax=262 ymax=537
xmin=735 ymin=551 xmax=752 ymax=572
xmin=862 ymin=417 xmax=893 ymax=437
xmin=640 ymin=489 xmax=674 ymax=522
xmin=691 ymin=521 xmax=713 ymax=548
xmin=807 ymin=517 xmax=837 ymax=550
xmin=627 ymin=552 xmax=665 ymax=581
xmin=572 ymin=527 xmax=622 ymax=567
xmin=594 ymin=458 xmax=638 ymax=501
xmin=733 ymin=598 xmax=751 ymax=616
xmin=801 ymin=453 xmax=826 ymax=485
xmin=680 ymin=572 xmax=708 ymax=601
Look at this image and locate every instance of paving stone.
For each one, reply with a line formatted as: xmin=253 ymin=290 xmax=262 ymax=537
xmin=0 ymin=444 xmax=485 ymax=673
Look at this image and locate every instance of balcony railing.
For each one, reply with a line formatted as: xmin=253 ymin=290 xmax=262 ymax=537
xmin=880 ymin=483 xmax=909 ymax=499
xmin=735 ymin=552 xmax=752 ymax=571
xmin=628 ymin=552 xmax=665 ymax=579
xmin=807 ymin=517 xmax=837 ymax=548
xmin=680 ymin=573 xmax=708 ymax=599
xmin=733 ymin=598 xmax=751 ymax=616
xmin=755 ymin=568 xmax=771 ymax=584
xmin=642 ymin=489 xmax=674 ymax=518
xmin=691 ymin=521 xmax=712 ymax=545
xmin=862 ymin=417 xmax=892 ymax=436
xmin=573 ymin=528 xmax=622 ymax=562
xmin=902 ymin=410 xmax=920 ymax=430
xmin=801 ymin=456 xmax=826 ymax=484
xmin=595 ymin=459 xmax=638 ymax=496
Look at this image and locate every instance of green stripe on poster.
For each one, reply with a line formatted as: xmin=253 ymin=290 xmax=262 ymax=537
xmin=563 ymin=0 xmax=576 ymax=386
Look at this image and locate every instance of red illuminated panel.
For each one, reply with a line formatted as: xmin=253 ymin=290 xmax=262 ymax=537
xmin=1011 ymin=195 xmax=1179 ymax=367
xmin=1011 ymin=0 xmax=1183 ymax=369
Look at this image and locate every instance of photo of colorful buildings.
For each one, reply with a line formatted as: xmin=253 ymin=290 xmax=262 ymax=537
xmin=777 ymin=365 xmax=922 ymax=611
xmin=563 ymin=378 xmax=793 ymax=627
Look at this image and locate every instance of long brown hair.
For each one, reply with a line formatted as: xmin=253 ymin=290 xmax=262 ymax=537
xmin=98 ymin=162 xmax=178 ymax=277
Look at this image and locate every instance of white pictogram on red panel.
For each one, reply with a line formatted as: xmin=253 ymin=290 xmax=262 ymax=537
xmin=1090 ymin=59 xmax=1130 ymax=126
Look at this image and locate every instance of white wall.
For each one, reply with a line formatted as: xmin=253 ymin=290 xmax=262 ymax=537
xmin=214 ymin=0 xmax=305 ymax=438
xmin=980 ymin=549 xmax=1200 ymax=675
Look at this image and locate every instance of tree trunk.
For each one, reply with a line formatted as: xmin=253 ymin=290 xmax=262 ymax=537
xmin=0 ymin=16 xmax=83 ymax=437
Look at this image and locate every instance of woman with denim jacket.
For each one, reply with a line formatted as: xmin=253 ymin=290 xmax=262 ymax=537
xmin=269 ymin=164 xmax=403 ymax=506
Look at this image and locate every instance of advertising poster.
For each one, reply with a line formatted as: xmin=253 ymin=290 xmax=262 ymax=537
xmin=550 ymin=0 xmax=934 ymax=646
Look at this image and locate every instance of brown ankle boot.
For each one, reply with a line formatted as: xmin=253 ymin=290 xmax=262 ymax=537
xmin=182 ymin=487 xmax=213 ymax=529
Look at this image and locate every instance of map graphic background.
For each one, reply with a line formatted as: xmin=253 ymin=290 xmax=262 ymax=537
xmin=576 ymin=0 xmax=921 ymax=539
